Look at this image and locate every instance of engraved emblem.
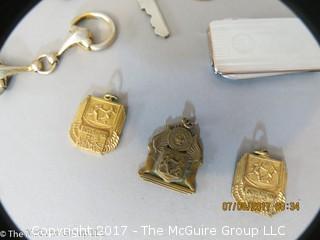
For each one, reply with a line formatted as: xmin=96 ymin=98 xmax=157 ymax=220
xmin=232 ymin=151 xmax=287 ymax=216
xmin=139 ymin=118 xmax=203 ymax=194
xmin=168 ymin=127 xmax=193 ymax=151
xmin=69 ymin=94 xmax=126 ymax=154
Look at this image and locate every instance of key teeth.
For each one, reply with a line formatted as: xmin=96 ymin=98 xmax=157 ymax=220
xmin=140 ymin=8 xmax=158 ymax=33
xmin=150 ymin=16 xmax=170 ymax=38
xmin=143 ymin=14 xmax=170 ymax=38
xmin=138 ymin=1 xmax=170 ymax=38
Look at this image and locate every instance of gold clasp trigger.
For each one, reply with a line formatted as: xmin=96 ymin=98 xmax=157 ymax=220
xmin=58 ymin=12 xmax=117 ymax=56
xmin=57 ymin=12 xmax=118 ymax=63
xmin=69 ymin=12 xmax=117 ymax=51
xmin=57 ymin=26 xmax=93 ymax=57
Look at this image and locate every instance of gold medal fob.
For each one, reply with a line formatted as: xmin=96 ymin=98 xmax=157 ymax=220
xmin=232 ymin=150 xmax=287 ymax=216
xmin=139 ymin=118 xmax=203 ymax=194
xmin=70 ymin=94 xmax=126 ymax=154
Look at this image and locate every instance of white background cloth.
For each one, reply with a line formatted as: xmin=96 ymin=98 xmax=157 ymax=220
xmin=0 ymin=0 xmax=319 ymax=239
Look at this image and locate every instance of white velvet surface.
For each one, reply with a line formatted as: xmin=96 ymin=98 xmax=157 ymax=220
xmin=0 ymin=0 xmax=319 ymax=240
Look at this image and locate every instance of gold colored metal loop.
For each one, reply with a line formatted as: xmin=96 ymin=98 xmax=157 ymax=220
xmin=104 ymin=94 xmax=118 ymax=102
xmin=182 ymin=118 xmax=194 ymax=129
xmin=253 ymin=150 xmax=269 ymax=157
xmin=32 ymin=54 xmax=58 ymax=75
xmin=71 ymin=12 xmax=117 ymax=51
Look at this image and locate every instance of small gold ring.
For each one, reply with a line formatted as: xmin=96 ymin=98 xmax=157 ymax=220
xmin=104 ymin=94 xmax=118 ymax=102
xmin=71 ymin=12 xmax=117 ymax=51
xmin=32 ymin=54 xmax=58 ymax=75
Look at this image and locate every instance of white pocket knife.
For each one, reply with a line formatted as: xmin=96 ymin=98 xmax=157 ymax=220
xmin=208 ymin=18 xmax=320 ymax=79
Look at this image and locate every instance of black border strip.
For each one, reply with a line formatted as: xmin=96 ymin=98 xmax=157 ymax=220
xmin=0 ymin=0 xmax=40 ymax=48
xmin=0 ymin=3 xmax=40 ymax=239
xmin=0 ymin=0 xmax=319 ymax=239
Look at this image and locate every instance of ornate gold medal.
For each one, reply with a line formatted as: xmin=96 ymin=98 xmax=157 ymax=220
xmin=232 ymin=150 xmax=287 ymax=216
xmin=139 ymin=118 xmax=203 ymax=194
xmin=69 ymin=94 xmax=126 ymax=154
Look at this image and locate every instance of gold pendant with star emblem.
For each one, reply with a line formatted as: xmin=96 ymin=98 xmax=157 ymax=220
xmin=232 ymin=150 xmax=287 ymax=216
xmin=69 ymin=94 xmax=126 ymax=154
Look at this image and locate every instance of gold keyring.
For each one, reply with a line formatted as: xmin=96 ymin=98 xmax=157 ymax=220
xmin=71 ymin=12 xmax=117 ymax=51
